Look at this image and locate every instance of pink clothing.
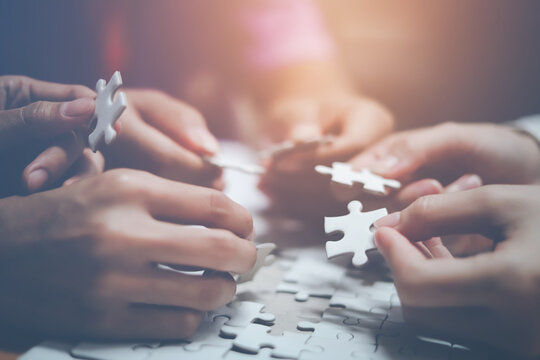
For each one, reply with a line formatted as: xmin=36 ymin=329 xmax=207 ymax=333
xmin=241 ymin=0 xmax=335 ymax=71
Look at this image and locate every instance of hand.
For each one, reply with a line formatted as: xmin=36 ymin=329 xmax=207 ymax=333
xmin=0 ymin=76 xmax=97 ymax=194
xmin=374 ymin=185 xmax=540 ymax=356
xmin=0 ymin=169 xmax=256 ymax=339
xmin=352 ymin=122 xmax=540 ymax=186
xmin=102 ymin=89 xmax=223 ymax=189
xmin=259 ymin=94 xmax=394 ymax=216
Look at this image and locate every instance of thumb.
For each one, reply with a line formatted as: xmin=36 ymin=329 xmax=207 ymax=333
xmin=0 ymin=97 xmax=95 ymax=148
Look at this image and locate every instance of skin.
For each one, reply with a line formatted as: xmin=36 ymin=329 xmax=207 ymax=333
xmin=255 ymin=61 xmax=395 ymax=215
xmin=0 ymin=75 xmax=101 ymax=194
xmin=374 ymin=185 xmax=540 ymax=357
xmin=0 ymin=169 xmax=256 ymax=340
xmin=102 ymin=89 xmax=224 ymax=189
xmin=351 ymin=122 xmax=540 ymax=186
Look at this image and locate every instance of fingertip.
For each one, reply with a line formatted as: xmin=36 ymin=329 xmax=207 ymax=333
xmin=185 ymin=128 xmax=220 ymax=155
xmin=60 ymin=97 xmax=95 ymax=120
xmin=24 ymin=168 xmax=49 ymax=192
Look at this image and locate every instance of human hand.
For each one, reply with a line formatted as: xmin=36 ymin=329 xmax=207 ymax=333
xmin=0 ymin=169 xmax=255 ymax=340
xmin=0 ymin=76 xmax=97 ymax=194
xmin=374 ymin=185 xmax=540 ymax=356
xmin=259 ymin=95 xmax=394 ymax=216
xmin=351 ymin=122 xmax=540 ymax=186
xmin=102 ymin=89 xmax=223 ymax=189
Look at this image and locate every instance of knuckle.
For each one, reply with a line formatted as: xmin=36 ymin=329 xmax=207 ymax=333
xmin=196 ymin=277 xmax=235 ymax=310
xmin=208 ymin=190 xmax=232 ymax=223
xmin=208 ymin=230 xmax=238 ymax=261
xmin=26 ymin=100 xmax=51 ymax=121
xmin=177 ymin=311 xmax=204 ymax=338
xmin=103 ymin=169 xmax=147 ymax=194
xmin=405 ymin=195 xmax=438 ymax=224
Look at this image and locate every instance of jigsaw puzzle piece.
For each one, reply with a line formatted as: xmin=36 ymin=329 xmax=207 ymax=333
xmin=204 ymin=155 xmax=265 ymax=175
xmin=19 ymin=342 xmax=76 ymax=360
xmin=299 ymin=336 xmax=376 ymax=360
xmin=223 ymin=348 xmax=274 ymax=359
xmin=298 ymin=310 xmax=379 ymax=345
xmin=276 ymin=281 xmax=336 ymax=302
xmin=283 ymin=258 xmax=345 ymax=284
xmin=325 ymin=201 xmax=387 ymax=267
xmin=236 ymin=243 xmax=276 ymax=283
xmin=207 ymin=301 xmax=275 ymax=327
xmin=148 ymin=344 xmax=228 ymax=360
xmin=354 ymin=169 xmax=401 ymax=195
xmin=88 ymin=71 xmax=127 ymax=152
xmin=315 ymin=162 xmax=358 ymax=186
xmin=70 ymin=342 xmax=154 ymax=360
xmin=184 ymin=316 xmax=233 ymax=351
xmin=221 ymin=323 xmax=321 ymax=359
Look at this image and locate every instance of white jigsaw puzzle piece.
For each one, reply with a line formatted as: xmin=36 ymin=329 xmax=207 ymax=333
xmin=88 ymin=71 xmax=127 ymax=152
xmin=299 ymin=336 xmax=376 ymax=360
xmin=221 ymin=323 xmax=321 ymax=359
xmin=207 ymin=300 xmax=275 ymax=327
xmin=19 ymin=342 xmax=76 ymax=360
xmin=184 ymin=316 xmax=233 ymax=351
xmin=354 ymin=169 xmax=401 ymax=195
xmin=224 ymin=348 xmax=274 ymax=359
xmin=70 ymin=342 xmax=154 ymax=360
xmin=325 ymin=201 xmax=387 ymax=267
xmin=236 ymin=243 xmax=276 ymax=283
xmin=276 ymin=281 xmax=336 ymax=302
xmin=315 ymin=162 xmax=401 ymax=195
xmin=148 ymin=344 xmax=229 ymax=360
xmin=204 ymin=155 xmax=265 ymax=175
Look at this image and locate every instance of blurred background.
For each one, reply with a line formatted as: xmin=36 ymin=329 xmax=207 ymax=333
xmin=2 ymin=0 xmax=539 ymax=132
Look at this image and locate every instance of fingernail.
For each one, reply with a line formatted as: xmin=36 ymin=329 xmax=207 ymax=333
xmin=60 ymin=98 xmax=94 ymax=118
xmin=446 ymin=174 xmax=483 ymax=193
xmin=26 ymin=168 xmax=48 ymax=191
xmin=375 ymin=212 xmax=401 ymax=228
xmin=190 ymin=129 xmax=220 ymax=155
xmin=372 ymin=156 xmax=399 ymax=173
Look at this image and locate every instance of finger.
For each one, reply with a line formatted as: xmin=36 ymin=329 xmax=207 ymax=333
xmin=351 ymin=124 xmax=467 ymax=180
xmin=375 ymin=227 xmax=499 ymax=306
xmin=22 ymin=130 xmax=86 ymax=192
xmin=265 ymin=98 xmax=322 ymax=142
xmin=395 ymin=178 xmax=444 ymax=207
xmin=97 ymin=304 xmax=204 ymax=340
xmin=423 ymin=237 xmax=454 ymax=259
xmin=115 ymin=270 xmax=235 ymax=311
xmin=142 ymin=178 xmax=253 ymax=239
xmin=0 ymin=75 xmax=95 ymax=109
xmin=63 ymin=149 xmax=105 ymax=186
xmin=105 ymin=112 xmax=221 ymax=187
xmin=0 ymin=98 xmax=94 ymax=148
xmin=127 ymin=90 xmax=219 ymax=155
xmin=375 ymin=188 xmax=507 ymax=242
xmin=445 ymin=174 xmax=483 ymax=193
xmin=316 ymin=99 xmax=394 ymax=161
xmin=140 ymin=224 xmax=257 ymax=274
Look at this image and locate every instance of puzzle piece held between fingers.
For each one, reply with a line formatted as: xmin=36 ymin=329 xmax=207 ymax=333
xmin=204 ymin=155 xmax=265 ymax=175
xmin=325 ymin=201 xmax=387 ymax=267
xmin=88 ymin=71 xmax=127 ymax=152
xmin=315 ymin=162 xmax=401 ymax=195
xmin=236 ymin=243 xmax=276 ymax=283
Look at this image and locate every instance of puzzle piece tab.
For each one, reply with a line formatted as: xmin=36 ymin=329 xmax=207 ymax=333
xmin=207 ymin=301 xmax=275 ymax=327
xmin=88 ymin=71 xmax=127 ymax=152
xmin=325 ymin=201 xmax=387 ymax=267
xmin=315 ymin=162 xmax=401 ymax=195
xmin=236 ymin=243 xmax=276 ymax=283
